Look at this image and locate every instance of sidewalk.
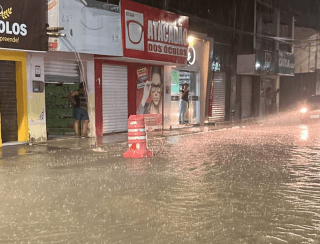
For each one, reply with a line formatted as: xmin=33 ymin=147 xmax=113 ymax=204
xmin=0 ymin=118 xmax=260 ymax=159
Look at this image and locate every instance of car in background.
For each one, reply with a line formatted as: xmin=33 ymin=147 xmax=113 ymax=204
xmin=300 ymin=95 xmax=320 ymax=123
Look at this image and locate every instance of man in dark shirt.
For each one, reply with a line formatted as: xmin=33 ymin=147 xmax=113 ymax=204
xmin=68 ymin=84 xmax=89 ymax=137
xmin=179 ymin=84 xmax=189 ymax=124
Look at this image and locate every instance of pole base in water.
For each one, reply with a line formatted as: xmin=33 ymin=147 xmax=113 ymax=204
xmin=123 ymin=148 xmax=152 ymax=158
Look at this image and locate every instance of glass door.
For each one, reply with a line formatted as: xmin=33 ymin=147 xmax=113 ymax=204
xmin=170 ymin=69 xmax=180 ymax=126
xmin=171 ymin=70 xmax=200 ymax=126
xmin=188 ymin=71 xmax=200 ymax=124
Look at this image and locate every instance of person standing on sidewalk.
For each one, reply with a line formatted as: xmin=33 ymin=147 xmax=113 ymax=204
xmin=179 ymin=84 xmax=189 ymax=124
xmin=68 ymin=83 xmax=89 ymax=138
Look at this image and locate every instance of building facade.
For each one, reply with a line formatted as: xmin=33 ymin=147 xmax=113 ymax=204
xmin=280 ymin=27 xmax=320 ymax=111
xmin=0 ymin=0 xmax=47 ymax=148
xmin=94 ymin=0 xmax=193 ymax=137
xmin=41 ymin=0 xmax=211 ymax=143
xmin=236 ymin=0 xmax=296 ymax=119
xmin=2 ymin=0 xmax=303 ymax=148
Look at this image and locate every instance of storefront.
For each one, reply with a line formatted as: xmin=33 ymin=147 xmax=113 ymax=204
xmin=208 ymin=42 xmax=230 ymax=123
xmin=0 ymin=0 xmax=47 ymax=147
xmin=208 ymin=72 xmax=226 ymax=122
xmin=259 ymin=76 xmax=276 ymax=116
xmin=95 ymin=61 xmax=165 ymax=134
xmin=171 ymin=69 xmax=200 ymax=125
xmin=42 ymin=52 xmax=94 ymax=139
xmin=170 ymin=33 xmax=212 ymax=128
xmin=240 ymin=76 xmax=253 ymax=119
xmin=237 ymin=51 xmax=276 ymax=119
xmin=101 ymin=64 xmax=128 ymax=133
xmin=34 ymin=0 xmax=122 ymax=141
xmin=94 ymin=0 xmax=189 ymax=137
xmin=237 ymin=50 xmax=295 ymax=118
xmin=0 ymin=51 xmax=28 ymax=146
xmin=27 ymin=51 xmax=95 ymax=142
xmin=280 ymin=28 xmax=317 ymax=111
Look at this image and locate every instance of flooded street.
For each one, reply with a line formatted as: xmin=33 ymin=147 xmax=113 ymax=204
xmin=1 ymin=119 xmax=320 ymax=243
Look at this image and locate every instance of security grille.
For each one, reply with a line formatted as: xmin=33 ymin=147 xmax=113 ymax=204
xmin=102 ymin=65 xmax=128 ymax=133
xmin=241 ymin=76 xmax=252 ymax=119
xmin=0 ymin=61 xmax=18 ymax=142
xmin=209 ymin=72 xmax=226 ymax=122
xmin=44 ymin=60 xmax=80 ymax=84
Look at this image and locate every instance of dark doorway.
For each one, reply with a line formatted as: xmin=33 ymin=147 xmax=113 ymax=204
xmin=0 ymin=61 xmax=18 ymax=143
xmin=45 ymin=83 xmax=79 ymax=139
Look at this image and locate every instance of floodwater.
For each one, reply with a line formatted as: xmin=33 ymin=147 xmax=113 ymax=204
xmin=1 ymin=118 xmax=320 ymax=243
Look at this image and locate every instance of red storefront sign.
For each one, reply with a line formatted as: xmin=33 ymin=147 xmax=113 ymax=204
xmin=121 ymin=0 xmax=189 ymax=64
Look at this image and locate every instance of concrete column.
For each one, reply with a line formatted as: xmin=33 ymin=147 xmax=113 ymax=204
xmin=289 ymin=15 xmax=295 ymax=53
xmin=274 ymin=8 xmax=280 ymax=51
xmin=254 ymin=0 xmax=257 ymax=50
xmin=276 ymin=76 xmax=280 ymax=112
xmin=234 ymin=74 xmax=241 ymax=121
xmin=163 ymin=66 xmax=173 ymax=130
xmin=200 ymin=41 xmax=210 ymax=126
xmin=256 ymin=14 xmax=263 ymax=50
xmin=86 ymin=60 xmax=96 ymax=138
xmin=27 ymin=53 xmax=46 ymax=143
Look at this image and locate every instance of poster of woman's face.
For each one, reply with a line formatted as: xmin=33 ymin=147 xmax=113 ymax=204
xmin=149 ymin=67 xmax=162 ymax=111
xmin=136 ymin=66 xmax=163 ymax=130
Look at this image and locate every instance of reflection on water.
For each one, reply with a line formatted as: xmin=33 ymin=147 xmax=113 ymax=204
xmin=18 ymin=147 xmax=28 ymax=156
xmin=300 ymin=125 xmax=309 ymax=141
xmin=1 ymin=124 xmax=320 ymax=243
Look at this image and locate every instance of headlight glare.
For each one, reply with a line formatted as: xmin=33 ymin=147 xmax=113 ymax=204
xmin=300 ymin=107 xmax=308 ymax=113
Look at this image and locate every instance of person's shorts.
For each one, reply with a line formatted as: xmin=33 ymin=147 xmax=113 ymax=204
xmin=73 ymin=108 xmax=89 ymax=121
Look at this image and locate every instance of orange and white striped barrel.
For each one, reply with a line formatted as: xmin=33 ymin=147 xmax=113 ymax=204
xmin=127 ymin=115 xmax=146 ymax=150
xmin=123 ymin=115 xmax=152 ymax=158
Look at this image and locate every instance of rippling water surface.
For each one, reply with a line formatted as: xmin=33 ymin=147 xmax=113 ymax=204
xmin=1 ymin=122 xmax=320 ymax=243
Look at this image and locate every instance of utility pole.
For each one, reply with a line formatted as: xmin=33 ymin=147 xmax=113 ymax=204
xmin=274 ymin=7 xmax=280 ymax=52
xmin=254 ymin=0 xmax=257 ymax=50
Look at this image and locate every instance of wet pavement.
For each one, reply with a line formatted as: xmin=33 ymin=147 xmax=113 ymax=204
xmin=0 ymin=118 xmax=257 ymax=159
xmin=1 ymin=112 xmax=320 ymax=243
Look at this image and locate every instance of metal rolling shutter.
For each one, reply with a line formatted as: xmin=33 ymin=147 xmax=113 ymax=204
xmin=44 ymin=60 xmax=80 ymax=84
xmin=241 ymin=76 xmax=252 ymax=119
xmin=209 ymin=72 xmax=226 ymax=122
xmin=0 ymin=61 xmax=18 ymax=142
xmin=102 ymin=65 xmax=128 ymax=133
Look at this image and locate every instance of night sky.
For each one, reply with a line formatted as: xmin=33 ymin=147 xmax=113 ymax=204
xmin=289 ymin=0 xmax=320 ymax=29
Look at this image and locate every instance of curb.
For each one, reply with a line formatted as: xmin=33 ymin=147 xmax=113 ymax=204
xmin=0 ymin=118 xmax=265 ymax=159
